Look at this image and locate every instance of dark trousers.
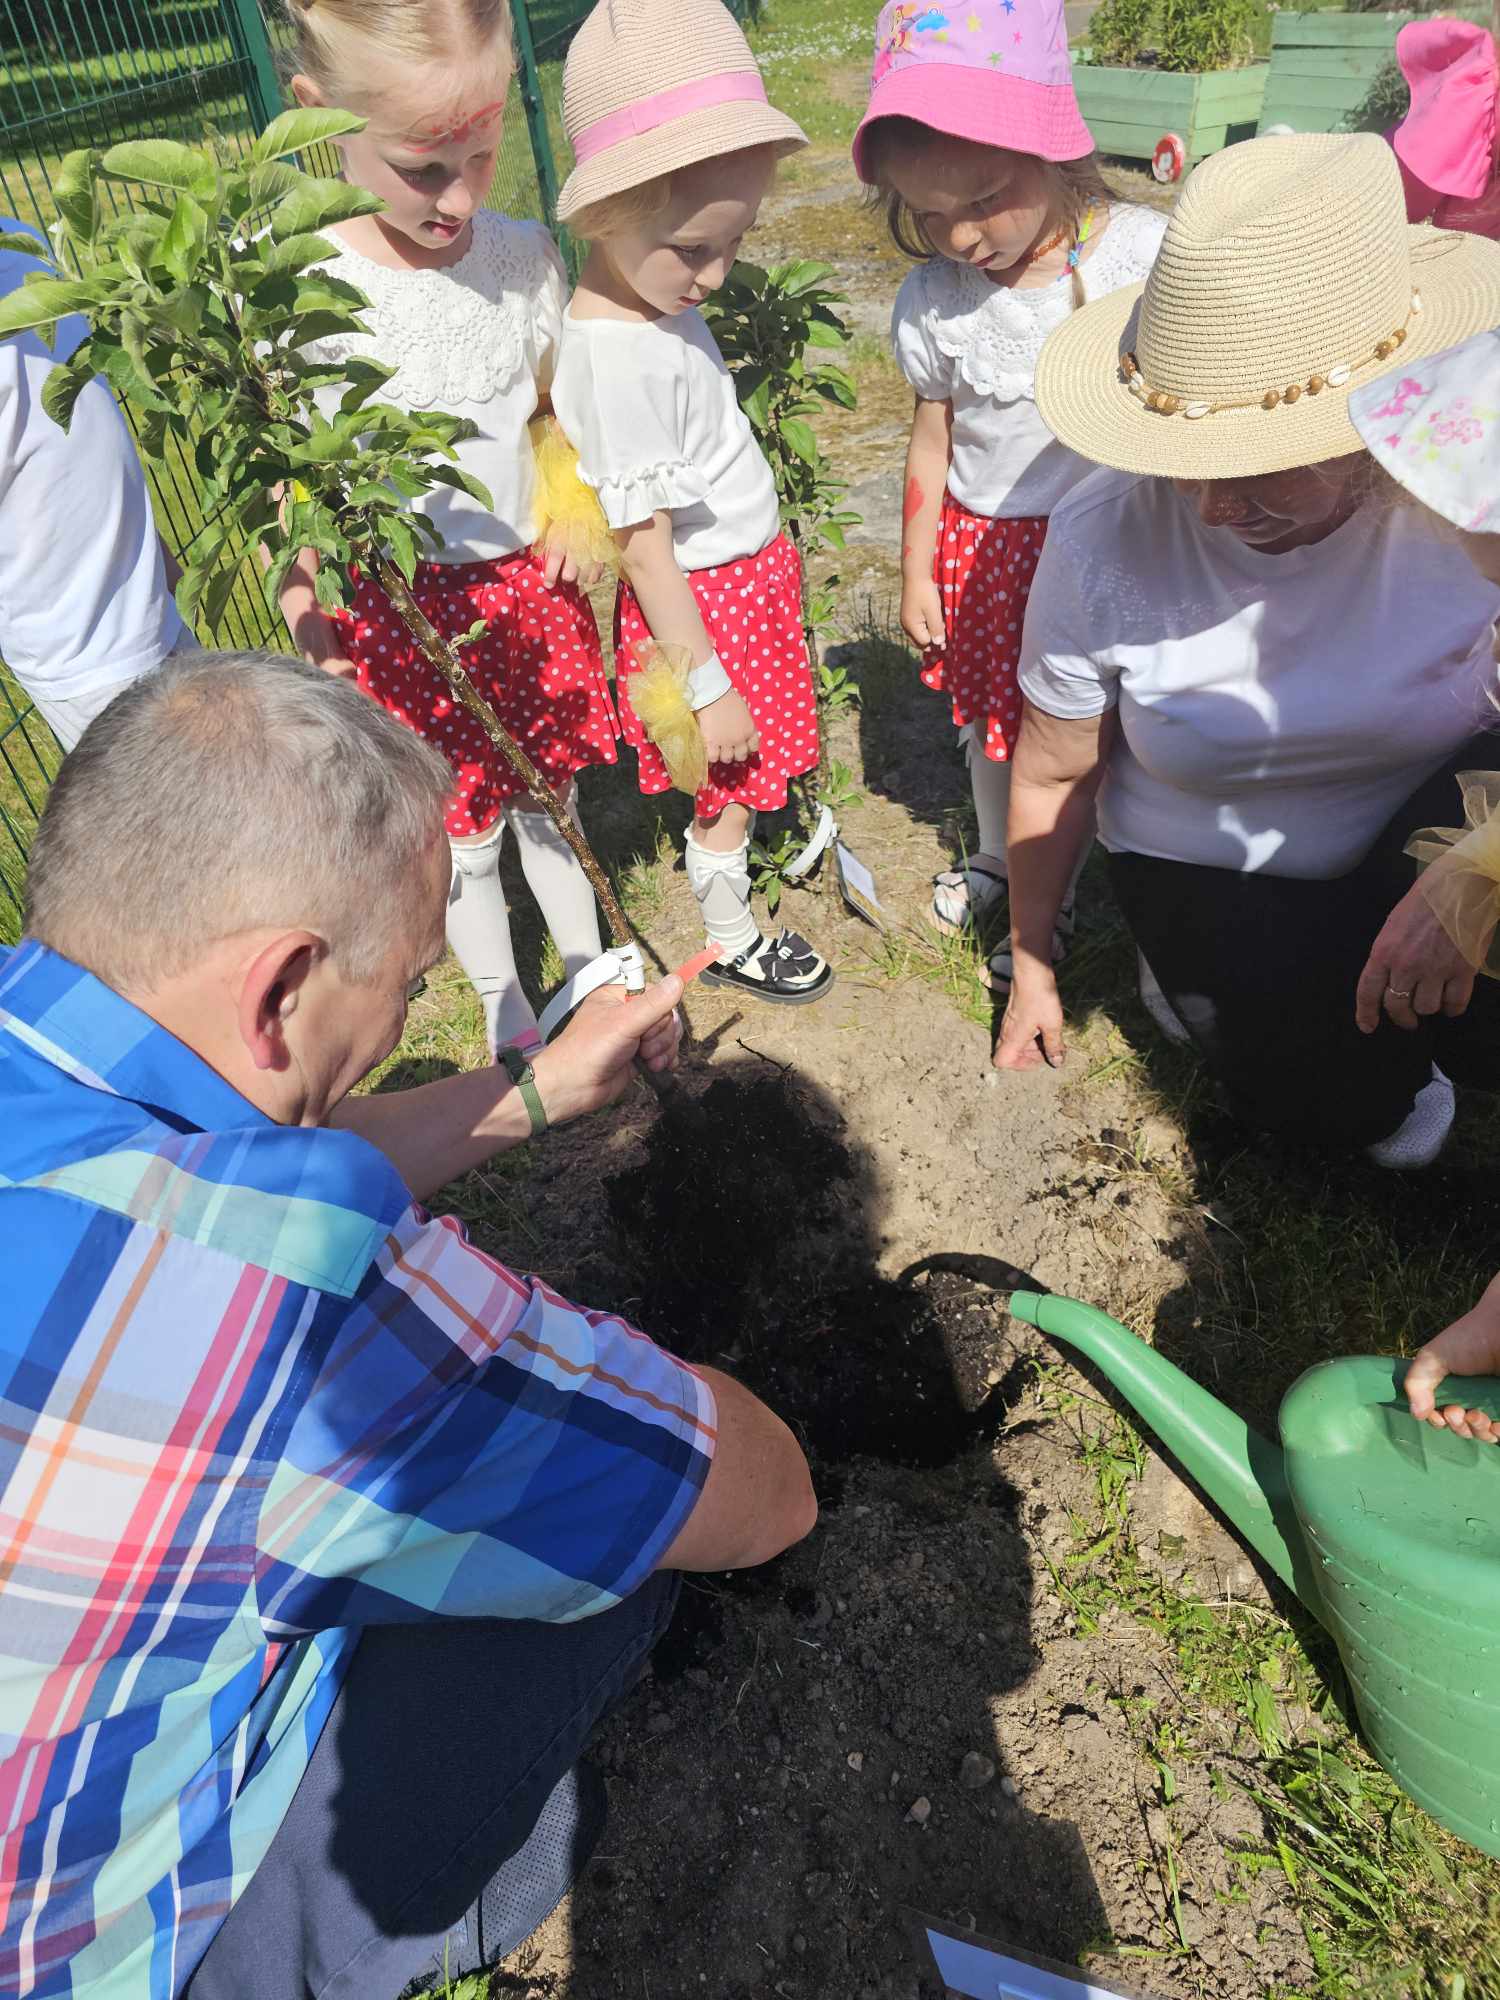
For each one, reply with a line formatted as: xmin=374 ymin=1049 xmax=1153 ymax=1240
xmin=189 ymin=1573 xmax=678 ymax=2000
xmin=1110 ymin=737 xmax=1500 ymax=1146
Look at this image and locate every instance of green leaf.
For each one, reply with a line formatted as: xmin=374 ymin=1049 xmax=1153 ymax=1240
xmin=100 ymin=139 xmax=217 ymax=201
xmin=0 ymin=229 xmax=52 ymax=262
xmin=778 ymin=259 xmax=835 ymax=296
xmin=243 ymin=162 xmax=307 ymax=212
xmin=258 ymin=231 xmax=340 ymax=279
xmin=803 ymin=318 xmax=845 ymax=350
xmin=814 ymin=366 xmax=857 ymax=410
xmin=780 ymin=416 xmax=820 ymax=466
xmin=159 ymin=194 xmax=210 ymax=284
xmin=313 ymin=561 xmax=348 ymax=610
xmin=39 ymin=354 xmax=93 ymax=431
xmin=200 ymin=560 xmax=245 ymax=636
xmin=427 ymin=463 xmax=494 ymax=509
xmin=385 ymin=512 xmax=418 ymax=583
xmin=251 ymin=108 xmax=366 ymax=163
xmin=738 ymin=365 xmax=773 ymax=430
xmin=455 ymin=618 xmax=489 ymax=649
xmin=53 ymin=150 xmax=99 ymax=244
xmin=268 ymin=178 xmax=384 ymax=240
xmin=0 ymin=276 xmax=99 ymax=338
xmin=280 ymin=307 xmax=367 ymax=348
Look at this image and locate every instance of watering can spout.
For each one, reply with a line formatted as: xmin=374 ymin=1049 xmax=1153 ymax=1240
xmin=1009 ymin=1291 xmax=1316 ymax=1607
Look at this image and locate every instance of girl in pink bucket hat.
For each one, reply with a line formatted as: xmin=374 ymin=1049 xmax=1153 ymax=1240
xmin=1390 ymin=5 xmax=1500 ymax=241
xmin=552 ymin=0 xmax=833 ymax=1007
xmin=854 ymin=0 xmax=1166 ymax=989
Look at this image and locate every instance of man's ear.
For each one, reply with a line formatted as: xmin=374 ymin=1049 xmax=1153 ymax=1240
xmin=237 ymin=931 xmax=324 ymax=1074
xmin=289 ymin=73 xmax=324 ymax=110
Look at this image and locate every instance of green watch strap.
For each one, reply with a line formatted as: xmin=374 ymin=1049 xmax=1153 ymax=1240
xmin=500 ymin=1046 xmax=548 ymax=1136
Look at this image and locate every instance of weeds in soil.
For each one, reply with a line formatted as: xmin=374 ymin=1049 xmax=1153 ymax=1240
xmin=1026 ymin=1368 xmax=1500 ymax=1998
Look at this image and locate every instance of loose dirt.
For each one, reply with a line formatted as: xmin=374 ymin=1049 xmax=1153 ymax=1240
xmin=457 ymin=156 xmax=1321 ymax=2000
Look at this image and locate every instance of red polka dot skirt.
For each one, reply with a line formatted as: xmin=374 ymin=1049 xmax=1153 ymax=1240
xmin=333 ymin=551 xmax=619 ymax=839
xmin=613 ymin=532 xmax=820 ymax=815
xmin=920 ymin=495 xmax=1047 ymax=764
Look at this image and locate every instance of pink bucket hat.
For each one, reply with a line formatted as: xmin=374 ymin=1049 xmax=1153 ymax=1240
xmin=1393 ymin=17 xmax=1499 ymax=202
xmin=852 ymin=0 xmax=1094 ymax=183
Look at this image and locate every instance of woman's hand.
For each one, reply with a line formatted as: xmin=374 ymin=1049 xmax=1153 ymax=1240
xmin=1355 ymin=878 xmax=1476 ymax=1033
xmin=1405 ymin=1281 xmax=1500 ymax=1442
xmin=901 ymin=575 xmax=946 ymax=652
xmin=994 ymin=964 xmax=1066 ymax=1071
xmin=698 ymin=688 xmax=759 ymax=766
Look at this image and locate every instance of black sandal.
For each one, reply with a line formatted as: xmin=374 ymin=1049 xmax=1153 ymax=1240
xmin=700 ymin=929 xmax=834 ymax=1006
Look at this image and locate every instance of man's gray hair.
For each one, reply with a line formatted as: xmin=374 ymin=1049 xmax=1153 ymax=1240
xmin=25 ymin=652 xmax=454 ymax=991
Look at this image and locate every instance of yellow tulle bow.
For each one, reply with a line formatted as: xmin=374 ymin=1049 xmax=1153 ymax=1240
xmin=530 ymin=417 xmax=617 ymax=573
xmin=629 ymin=641 xmax=708 ymax=797
xmin=1406 ymin=770 xmax=1500 ymax=978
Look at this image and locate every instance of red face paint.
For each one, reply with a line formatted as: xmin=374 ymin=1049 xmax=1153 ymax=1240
xmin=903 ymin=475 xmax=926 ymax=522
xmin=405 ymin=100 xmax=505 ymax=153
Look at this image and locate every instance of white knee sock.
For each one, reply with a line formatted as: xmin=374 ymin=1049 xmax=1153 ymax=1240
xmin=966 ymin=732 xmax=1012 ymax=866
xmin=684 ymin=830 xmax=761 ymax=959
xmin=504 ymin=799 xmax=604 ymax=980
xmin=446 ymin=821 xmax=540 ymax=1056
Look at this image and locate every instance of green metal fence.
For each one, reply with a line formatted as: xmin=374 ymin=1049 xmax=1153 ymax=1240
xmin=0 ymin=0 xmax=755 ymax=929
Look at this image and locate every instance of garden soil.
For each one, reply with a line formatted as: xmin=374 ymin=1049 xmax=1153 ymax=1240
xmin=464 ymin=160 xmax=1312 ymax=1999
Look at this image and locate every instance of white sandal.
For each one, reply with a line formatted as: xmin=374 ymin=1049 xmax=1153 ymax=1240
xmin=982 ymin=900 xmax=1075 ymax=993
xmin=930 ymin=856 xmax=1008 ymax=937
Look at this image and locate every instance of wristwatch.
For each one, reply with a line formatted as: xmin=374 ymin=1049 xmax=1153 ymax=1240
xmin=499 ymin=1045 xmax=549 ymax=1136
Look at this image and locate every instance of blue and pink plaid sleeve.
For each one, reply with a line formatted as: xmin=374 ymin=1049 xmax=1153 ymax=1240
xmin=255 ymin=1208 xmax=718 ymax=1635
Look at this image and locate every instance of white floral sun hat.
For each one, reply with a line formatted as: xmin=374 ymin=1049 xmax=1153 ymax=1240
xmin=1349 ymin=327 xmax=1500 ymax=533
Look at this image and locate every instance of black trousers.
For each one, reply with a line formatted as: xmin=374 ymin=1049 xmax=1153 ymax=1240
xmin=188 ymin=1574 xmax=678 ymax=2000
xmin=1109 ymin=737 xmax=1500 ymax=1146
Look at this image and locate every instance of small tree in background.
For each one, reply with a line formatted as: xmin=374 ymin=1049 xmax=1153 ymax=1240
xmin=0 ymin=112 xmax=641 ymax=952
xmin=705 ymin=258 xmax=862 ymax=899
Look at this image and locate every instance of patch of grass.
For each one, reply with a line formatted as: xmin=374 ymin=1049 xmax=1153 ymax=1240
xmin=744 ymin=0 xmax=875 ymax=142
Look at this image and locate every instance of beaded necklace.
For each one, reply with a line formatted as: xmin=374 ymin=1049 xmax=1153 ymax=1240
xmin=1020 ymin=205 xmax=1096 ymax=274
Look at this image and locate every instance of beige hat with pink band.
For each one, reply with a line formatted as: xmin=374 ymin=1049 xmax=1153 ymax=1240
xmin=556 ymin=0 xmax=807 ymax=224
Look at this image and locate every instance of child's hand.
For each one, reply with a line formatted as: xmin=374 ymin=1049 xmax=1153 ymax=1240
xmin=901 ymin=576 xmax=946 ymax=653
xmin=1405 ymin=1287 xmax=1500 ymax=1441
xmin=697 ymin=688 xmax=759 ymax=766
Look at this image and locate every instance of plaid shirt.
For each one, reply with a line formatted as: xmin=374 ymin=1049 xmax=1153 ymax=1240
xmin=0 ymin=941 xmax=716 ymax=1999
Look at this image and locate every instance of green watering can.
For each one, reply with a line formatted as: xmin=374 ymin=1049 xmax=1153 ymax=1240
xmin=1008 ymin=1289 xmax=1500 ymax=1857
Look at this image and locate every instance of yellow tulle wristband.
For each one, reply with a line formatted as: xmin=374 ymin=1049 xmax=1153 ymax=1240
xmin=629 ymin=640 xmax=708 ymax=797
xmin=1406 ymin=770 xmax=1500 ymax=978
xmin=530 ymin=418 xmax=617 ymax=573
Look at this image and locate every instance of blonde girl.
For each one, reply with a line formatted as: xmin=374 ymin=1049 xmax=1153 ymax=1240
xmin=550 ymin=0 xmax=833 ymax=1007
xmin=279 ymin=0 xmax=620 ymax=1058
xmin=854 ymin=0 xmax=1167 ymax=988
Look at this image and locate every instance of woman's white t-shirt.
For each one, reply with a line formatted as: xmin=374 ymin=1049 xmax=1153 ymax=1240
xmin=552 ymin=309 xmax=780 ymax=572
xmin=1019 ymin=470 xmax=1500 ymax=880
xmin=0 ymin=236 xmax=187 ymax=705
xmin=891 ymin=203 xmax=1169 ymax=519
xmin=304 ymin=211 xmax=564 ymax=563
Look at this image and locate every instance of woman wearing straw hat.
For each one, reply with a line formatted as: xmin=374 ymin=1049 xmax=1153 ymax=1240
xmin=995 ymin=132 xmax=1500 ymax=1168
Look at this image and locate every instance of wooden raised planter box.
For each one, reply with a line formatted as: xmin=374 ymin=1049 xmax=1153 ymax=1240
xmin=1071 ymin=53 xmax=1268 ymax=168
xmin=1259 ymin=10 xmax=1416 ymax=134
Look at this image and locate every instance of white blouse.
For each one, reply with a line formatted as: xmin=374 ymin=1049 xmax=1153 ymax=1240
xmin=892 ymin=202 xmax=1168 ymax=519
xmin=551 ymin=308 xmax=781 ymax=572
xmin=304 ymin=211 xmax=565 ymax=563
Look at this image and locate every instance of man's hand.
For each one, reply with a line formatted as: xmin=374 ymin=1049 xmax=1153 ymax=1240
xmin=993 ymin=965 xmax=1066 ymax=1071
xmin=697 ymin=688 xmax=759 ymax=766
xmin=900 ymin=574 xmax=945 ymax=653
xmin=531 ymin=975 xmax=684 ymax=1126
xmin=1405 ymin=1280 xmax=1500 ymax=1442
xmin=1356 ymin=878 xmax=1476 ymax=1033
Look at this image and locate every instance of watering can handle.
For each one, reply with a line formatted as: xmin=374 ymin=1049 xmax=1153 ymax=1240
xmin=1296 ymin=1353 xmax=1500 ymax=1426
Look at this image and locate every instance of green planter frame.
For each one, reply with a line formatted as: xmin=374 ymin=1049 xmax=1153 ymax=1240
xmin=1072 ymin=52 xmax=1269 ymax=168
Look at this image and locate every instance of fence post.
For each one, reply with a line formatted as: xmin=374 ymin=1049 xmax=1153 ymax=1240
xmin=511 ymin=0 xmax=562 ymax=228
xmin=224 ymin=0 xmax=285 ymax=133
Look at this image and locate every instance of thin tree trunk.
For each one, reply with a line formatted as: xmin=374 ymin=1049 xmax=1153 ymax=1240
xmin=367 ymin=542 xmax=636 ymax=951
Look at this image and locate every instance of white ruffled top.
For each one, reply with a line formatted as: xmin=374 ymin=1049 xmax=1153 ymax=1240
xmin=892 ymin=202 xmax=1168 ymax=519
xmin=552 ymin=306 xmax=780 ymax=572
xmin=304 ymin=211 xmax=566 ymax=563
